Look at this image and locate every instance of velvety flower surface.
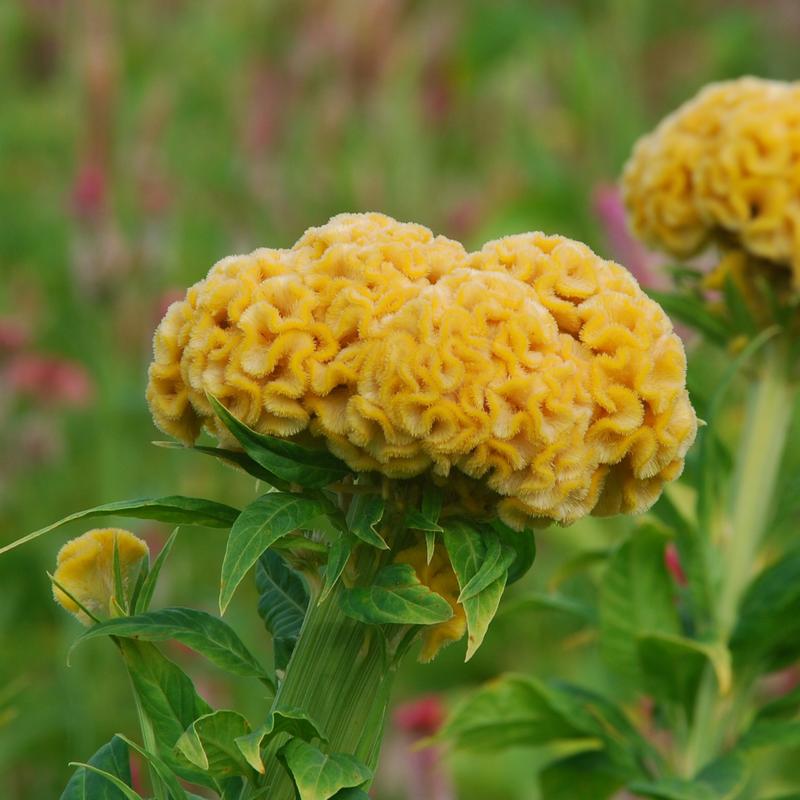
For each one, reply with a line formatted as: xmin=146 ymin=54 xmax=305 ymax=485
xmin=53 ymin=528 xmax=149 ymax=624
xmin=147 ymin=213 xmax=696 ymax=526
xmin=622 ymin=77 xmax=800 ymax=282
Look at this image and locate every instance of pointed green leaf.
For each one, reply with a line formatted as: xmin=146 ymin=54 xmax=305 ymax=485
xmin=175 ymin=710 xmax=253 ymax=779
xmin=135 ymin=527 xmax=180 ymax=614
xmin=73 ymin=607 xmax=272 ymax=685
xmin=486 ymin=519 xmax=536 ymax=585
xmin=220 ymin=492 xmax=324 ymax=613
xmin=421 ymin=483 xmax=443 ymax=523
xmin=320 ymin=536 xmax=352 ymax=603
xmin=345 ymin=494 xmax=388 ymax=549
xmin=458 ymin=536 xmax=515 ymax=602
xmin=209 ymin=395 xmax=351 ymax=488
xmin=341 ymin=564 xmax=453 ymax=626
xmin=256 ymin=550 xmax=309 ymax=673
xmin=440 ymin=674 xmax=594 ymax=751
xmin=637 ymin=632 xmax=731 ymax=715
xmin=114 ymin=734 xmax=189 ymax=800
xmin=500 ymin=591 xmax=594 ymax=623
xmin=65 ymin=765 xmax=143 ymax=800
xmin=236 ymin=707 xmax=327 ymax=773
xmin=444 ymin=519 xmax=508 ymax=659
xmin=278 ymin=738 xmax=372 ymax=800
xmin=630 ymin=752 xmax=748 ymax=800
xmin=154 ymin=441 xmax=290 ymax=491
xmin=599 ymin=526 xmax=680 ymax=690
xmin=405 ymin=509 xmax=442 ymax=533
xmin=732 ymin=545 xmax=800 ymax=670
xmin=424 ymin=530 xmax=436 ymax=564
xmin=740 ymin=720 xmax=800 ymax=751
xmin=539 ymin=752 xmax=627 ymax=800
xmin=118 ymin=640 xmax=212 ymax=786
xmin=60 ymin=736 xmax=132 ymax=800
xmin=1 ymin=496 xmax=240 ymax=555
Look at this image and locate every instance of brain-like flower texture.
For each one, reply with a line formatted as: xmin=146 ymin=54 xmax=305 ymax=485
xmin=622 ymin=77 xmax=800 ymax=282
xmin=147 ymin=213 xmax=696 ymax=527
xmin=53 ymin=528 xmax=149 ymax=624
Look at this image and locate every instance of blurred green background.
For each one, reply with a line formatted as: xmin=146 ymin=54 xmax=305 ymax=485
xmin=1 ymin=1 xmax=798 ymax=797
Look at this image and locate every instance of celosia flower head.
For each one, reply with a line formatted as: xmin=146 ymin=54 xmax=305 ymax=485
xmin=622 ymin=78 xmax=800 ymax=282
xmin=147 ymin=213 xmax=696 ymax=527
xmin=53 ymin=528 xmax=149 ymax=624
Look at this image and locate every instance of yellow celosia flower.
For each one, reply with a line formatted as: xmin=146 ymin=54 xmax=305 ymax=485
xmin=622 ymin=77 xmax=800 ymax=283
xmin=147 ymin=213 xmax=696 ymax=526
xmin=52 ymin=528 xmax=149 ymax=624
xmin=395 ymin=541 xmax=466 ymax=662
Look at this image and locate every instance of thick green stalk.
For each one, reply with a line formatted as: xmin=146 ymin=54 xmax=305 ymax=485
xmin=262 ymin=568 xmax=398 ymax=797
xmin=685 ymin=341 xmax=795 ymax=774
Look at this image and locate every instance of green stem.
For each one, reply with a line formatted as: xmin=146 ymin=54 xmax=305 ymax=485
xmin=262 ymin=558 xmax=399 ymax=797
xmin=685 ymin=342 xmax=795 ymax=774
xmin=717 ymin=343 xmax=794 ymax=637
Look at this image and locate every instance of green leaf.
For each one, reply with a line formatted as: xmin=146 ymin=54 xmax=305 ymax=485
xmin=114 ymin=734 xmax=189 ymax=800
xmin=277 ymin=738 xmax=372 ymax=800
xmin=341 ymin=564 xmax=454 ymax=626
xmin=112 ymin=535 xmax=126 ymax=613
xmin=443 ymin=519 xmax=508 ymax=659
xmin=648 ymin=491 xmax=712 ymax=631
xmin=539 ymin=752 xmax=626 ymax=800
xmin=424 ymin=530 xmax=436 ymax=564
xmin=236 ymin=707 xmax=327 ymax=773
xmin=1 ymin=496 xmax=240 ymax=555
xmin=175 ymin=710 xmax=253 ymax=779
xmin=547 ymin=547 xmax=612 ymax=591
xmin=457 ymin=532 xmax=515 ymax=602
xmin=256 ymin=550 xmax=309 ymax=673
xmin=135 ymin=527 xmax=180 ymax=614
xmin=209 ymin=395 xmax=351 ymax=488
xmin=440 ymin=674 xmax=596 ymax=751
xmin=331 ymin=790 xmax=371 ymax=800
xmin=61 ymin=736 xmax=132 ymax=800
xmin=345 ymin=493 xmax=388 ymax=549
xmin=73 ymin=607 xmax=272 ymax=685
xmin=154 ymin=441 xmax=290 ymax=491
xmin=732 ymin=546 xmax=800 ymax=670
xmin=740 ymin=720 xmax=800 ymax=751
xmin=599 ymin=526 xmax=680 ymax=689
xmin=320 ymin=536 xmax=352 ymax=603
xmin=646 ymin=289 xmax=733 ymax=345
xmin=631 ymin=752 xmax=748 ymax=800
xmin=500 ymin=591 xmax=594 ymax=623
xmin=220 ymin=492 xmax=324 ymax=613
xmin=404 ymin=509 xmax=443 ymax=532
xmin=65 ymin=765 xmax=143 ymax=800
xmin=489 ymin=519 xmax=536 ymax=585
xmin=118 ymin=640 xmax=212 ymax=786
xmin=421 ymin=483 xmax=444 ymax=524
xmin=637 ymin=632 xmax=731 ymax=715
xmin=695 ymin=327 xmax=778 ymax=532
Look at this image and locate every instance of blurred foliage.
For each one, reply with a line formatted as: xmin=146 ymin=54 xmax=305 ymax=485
xmin=2 ymin=0 xmax=800 ymax=797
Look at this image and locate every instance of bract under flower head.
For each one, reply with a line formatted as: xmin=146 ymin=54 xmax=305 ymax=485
xmin=52 ymin=528 xmax=149 ymax=624
xmin=147 ymin=213 xmax=696 ymax=527
xmin=622 ymin=77 xmax=800 ymax=282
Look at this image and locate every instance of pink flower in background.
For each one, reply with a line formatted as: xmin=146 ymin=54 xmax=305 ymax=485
xmin=71 ymin=160 xmax=107 ymax=220
xmin=5 ymin=355 xmax=93 ymax=407
xmin=393 ymin=695 xmax=454 ymax=800
xmin=664 ymin=542 xmax=687 ymax=587
xmin=0 ymin=319 xmax=29 ymax=352
xmin=394 ymin=695 xmax=445 ymax=737
xmin=592 ymin=184 xmax=666 ymax=290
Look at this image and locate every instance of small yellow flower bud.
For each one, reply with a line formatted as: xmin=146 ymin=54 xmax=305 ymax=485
xmin=395 ymin=541 xmax=466 ymax=662
xmin=52 ymin=528 xmax=149 ymax=624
